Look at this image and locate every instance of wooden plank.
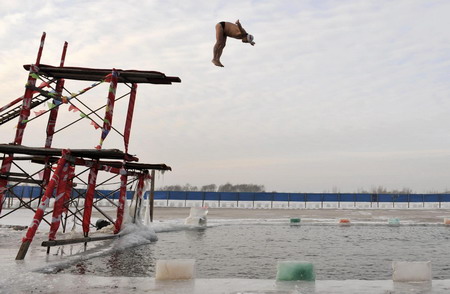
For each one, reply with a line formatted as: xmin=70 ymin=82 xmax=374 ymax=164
xmin=0 ymin=144 xmax=138 ymax=161
xmin=24 ymin=64 xmax=181 ymax=84
xmin=31 ymin=156 xmax=171 ymax=171
xmin=16 ymin=240 xmax=31 ymax=260
xmin=41 ymin=234 xmax=121 ymax=247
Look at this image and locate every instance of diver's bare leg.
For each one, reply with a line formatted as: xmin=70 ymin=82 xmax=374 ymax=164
xmin=212 ymin=24 xmax=226 ymax=67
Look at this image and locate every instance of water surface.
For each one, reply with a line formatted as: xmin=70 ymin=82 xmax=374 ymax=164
xmin=62 ymin=223 xmax=450 ymax=280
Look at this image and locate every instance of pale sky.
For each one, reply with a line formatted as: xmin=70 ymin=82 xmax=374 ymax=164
xmin=1 ymin=0 xmax=450 ymax=193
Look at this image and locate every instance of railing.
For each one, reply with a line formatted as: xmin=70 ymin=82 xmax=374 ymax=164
xmin=3 ymin=186 xmax=450 ymax=209
xmin=151 ymin=191 xmax=450 ymax=209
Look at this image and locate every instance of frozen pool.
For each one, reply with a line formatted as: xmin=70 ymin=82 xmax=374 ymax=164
xmin=2 ymin=211 xmax=450 ymax=294
xmin=49 ymin=222 xmax=450 ymax=280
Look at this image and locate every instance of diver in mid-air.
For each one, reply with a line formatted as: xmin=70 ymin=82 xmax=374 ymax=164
xmin=212 ymin=19 xmax=255 ymax=67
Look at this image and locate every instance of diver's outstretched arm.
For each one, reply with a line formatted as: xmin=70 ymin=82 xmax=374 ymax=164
xmin=235 ymin=19 xmax=248 ymax=37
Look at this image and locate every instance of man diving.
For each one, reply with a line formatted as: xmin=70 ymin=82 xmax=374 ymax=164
xmin=212 ymin=19 xmax=255 ymax=67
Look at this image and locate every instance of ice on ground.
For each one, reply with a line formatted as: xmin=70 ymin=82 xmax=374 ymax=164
xmin=392 ymin=261 xmax=432 ymax=282
xmin=155 ymin=259 xmax=196 ymax=280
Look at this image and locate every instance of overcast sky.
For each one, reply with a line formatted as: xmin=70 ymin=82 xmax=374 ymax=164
xmin=1 ymin=0 xmax=450 ymax=193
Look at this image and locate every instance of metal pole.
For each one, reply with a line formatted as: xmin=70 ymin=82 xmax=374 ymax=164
xmin=47 ymin=162 xmax=71 ymax=253
xmin=150 ymin=170 xmax=155 ymax=222
xmin=97 ymin=69 xmax=118 ymax=149
xmin=16 ymin=149 xmax=68 ymax=260
xmin=82 ymin=165 xmax=98 ymax=237
xmin=40 ymin=41 xmax=68 ymax=210
xmin=123 ymin=83 xmax=137 ymax=154
xmin=0 ymin=33 xmax=46 ymax=215
xmin=114 ymin=171 xmax=127 ymax=234
xmin=14 ymin=32 xmax=46 ymax=145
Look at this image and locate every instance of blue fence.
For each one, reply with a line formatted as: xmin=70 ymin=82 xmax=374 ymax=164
xmin=5 ymin=186 xmax=450 ymax=204
xmin=151 ymin=191 xmax=450 ymax=203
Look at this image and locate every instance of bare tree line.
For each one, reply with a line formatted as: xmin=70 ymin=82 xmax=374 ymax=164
xmin=157 ymin=183 xmax=265 ymax=193
xmin=356 ymin=186 xmax=414 ymax=194
xmin=318 ymin=186 xmax=420 ymax=194
xmin=157 ymin=184 xmax=449 ymax=194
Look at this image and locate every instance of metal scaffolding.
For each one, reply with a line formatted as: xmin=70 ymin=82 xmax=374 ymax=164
xmin=0 ymin=32 xmax=180 ymax=259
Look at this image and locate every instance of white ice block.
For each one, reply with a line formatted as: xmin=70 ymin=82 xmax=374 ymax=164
xmin=392 ymin=261 xmax=432 ymax=282
xmin=184 ymin=207 xmax=208 ymax=226
xmin=155 ymin=259 xmax=196 ymax=280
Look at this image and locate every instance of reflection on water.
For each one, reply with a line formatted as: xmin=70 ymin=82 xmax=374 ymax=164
xmin=61 ymin=224 xmax=450 ymax=280
xmin=184 ymin=227 xmax=207 ymax=242
xmin=75 ymin=262 xmax=87 ymax=275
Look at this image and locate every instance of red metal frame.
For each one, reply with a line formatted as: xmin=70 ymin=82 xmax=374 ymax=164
xmin=49 ymin=161 xmax=71 ymax=240
xmin=0 ymin=33 xmax=47 ymax=214
xmin=0 ymin=32 xmax=178 ymax=259
xmin=114 ymin=172 xmax=128 ymax=234
xmin=124 ymin=83 xmax=137 ymax=154
xmin=42 ymin=42 xmax=68 ymax=189
xmin=21 ymin=149 xmax=69 ymax=244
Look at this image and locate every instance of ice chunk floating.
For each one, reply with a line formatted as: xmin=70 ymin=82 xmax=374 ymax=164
xmin=155 ymin=259 xmax=196 ymax=280
xmin=184 ymin=207 xmax=208 ymax=226
xmin=276 ymin=261 xmax=316 ymax=281
xmin=388 ymin=218 xmax=400 ymax=226
xmin=338 ymin=218 xmax=351 ymax=226
xmin=290 ymin=218 xmax=301 ymax=225
xmin=392 ymin=261 xmax=432 ymax=282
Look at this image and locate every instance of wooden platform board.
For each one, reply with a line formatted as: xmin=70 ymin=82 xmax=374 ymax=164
xmin=24 ymin=64 xmax=181 ymax=84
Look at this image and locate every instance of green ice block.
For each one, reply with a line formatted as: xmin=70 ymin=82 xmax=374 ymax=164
xmin=388 ymin=218 xmax=400 ymax=225
xmin=290 ymin=218 xmax=301 ymax=223
xmin=276 ymin=261 xmax=315 ymax=281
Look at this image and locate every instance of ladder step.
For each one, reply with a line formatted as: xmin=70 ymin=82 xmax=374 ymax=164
xmin=0 ymin=95 xmax=51 ymax=125
xmin=0 ymin=177 xmax=43 ymax=185
xmin=0 ymin=173 xmax=43 ymax=185
xmin=1 ymin=172 xmax=32 ymax=178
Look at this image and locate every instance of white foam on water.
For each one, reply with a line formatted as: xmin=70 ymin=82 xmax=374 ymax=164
xmin=31 ymin=222 xmax=158 ymax=275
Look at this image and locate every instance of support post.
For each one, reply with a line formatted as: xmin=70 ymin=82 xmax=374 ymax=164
xmin=0 ymin=33 xmax=46 ymax=215
xmin=123 ymin=83 xmax=137 ymax=154
xmin=82 ymin=68 xmax=117 ymax=237
xmin=150 ymin=170 xmax=155 ymax=222
xmin=16 ymin=149 xmax=69 ymax=260
xmin=62 ymin=165 xmax=75 ymax=233
xmin=48 ymin=161 xmax=71 ymax=244
xmin=114 ymin=80 xmax=136 ymax=231
xmin=114 ymin=170 xmax=128 ymax=234
xmin=82 ymin=164 xmax=98 ymax=237
xmin=42 ymin=42 xmax=68 ymax=187
xmin=14 ymin=32 xmax=46 ymax=145
xmin=96 ymin=69 xmax=118 ymax=150
xmin=131 ymin=174 xmax=145 ymax=223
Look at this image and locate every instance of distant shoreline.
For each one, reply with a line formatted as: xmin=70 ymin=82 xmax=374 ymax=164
xmin=152 ymin=207 xmax=450 ymax=223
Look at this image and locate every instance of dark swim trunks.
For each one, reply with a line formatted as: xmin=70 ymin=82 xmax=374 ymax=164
xmin=219 ymin=21 xmax=226 ymax=36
